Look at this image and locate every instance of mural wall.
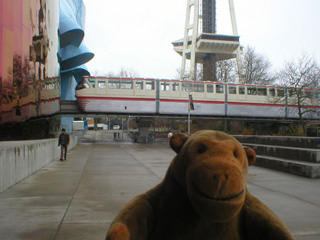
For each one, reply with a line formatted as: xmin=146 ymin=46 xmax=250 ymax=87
xmin=0 ymin=0 xmax=60 ymax=125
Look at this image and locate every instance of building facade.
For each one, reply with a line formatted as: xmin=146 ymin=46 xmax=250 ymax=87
xmin=0 ymin=0 xmax=93 ymax=139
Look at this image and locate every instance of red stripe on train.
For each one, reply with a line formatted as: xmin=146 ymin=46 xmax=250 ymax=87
xmin=77 ymin=96 xmax=320 ymax=109
xmin=77 ymin=96 xmax=156 ymax=101
xmin=78 ymin=97 xmax=283 ymax=107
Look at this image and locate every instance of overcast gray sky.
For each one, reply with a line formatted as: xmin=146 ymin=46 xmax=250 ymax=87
xmin=82 ymin=0 xmax=320 ymax=79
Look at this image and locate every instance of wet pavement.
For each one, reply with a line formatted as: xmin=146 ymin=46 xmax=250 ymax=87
xmin=0 ymin=131 xmax=319 ymax=240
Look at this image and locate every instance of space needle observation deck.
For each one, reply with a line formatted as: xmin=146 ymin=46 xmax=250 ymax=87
xmin=173 ymin=0 xmax=243 ymax=81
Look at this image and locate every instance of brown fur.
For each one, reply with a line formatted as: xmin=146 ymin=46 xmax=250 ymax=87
xmin=106 ymin=130 xmax=295 ymax=240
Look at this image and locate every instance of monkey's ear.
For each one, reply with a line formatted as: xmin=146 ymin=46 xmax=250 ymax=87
xmin=244 ymin=146 xmax=256 ymax=166
xmin=170 ymin=133 xmax=189 ymax=154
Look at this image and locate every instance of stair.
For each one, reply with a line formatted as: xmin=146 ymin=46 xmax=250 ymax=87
xmin=234 ymin=135 xmax=320 ymax=178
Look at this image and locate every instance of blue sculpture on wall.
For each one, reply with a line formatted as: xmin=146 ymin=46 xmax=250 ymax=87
xmin=59 ymin=0 xmax=94 ymax=133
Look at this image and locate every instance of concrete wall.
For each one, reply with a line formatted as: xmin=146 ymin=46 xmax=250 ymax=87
xmin=234 ymin=135 xmax=320 ymax=178
xmin=0 ymin=136 xmax=78 ymax=193
xmin=234 ymin=135 xmax=320 ymax=149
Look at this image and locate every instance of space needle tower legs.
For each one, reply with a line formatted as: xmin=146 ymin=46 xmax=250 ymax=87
xmin=175 ymin=0 xmax=243 ymax=82
xmin=229 ymin=0 xmax=244 ymax=81
xmin=181 ymin=0 xmax=200 ymax=81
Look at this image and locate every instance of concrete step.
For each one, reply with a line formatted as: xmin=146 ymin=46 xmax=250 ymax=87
xmin=235 ymin=135 xmax=320 ymax=149
xmin=255 ymin=155 xmax=320 ymax=178
xmin=243 ymin=143 xmax=320 ymax=163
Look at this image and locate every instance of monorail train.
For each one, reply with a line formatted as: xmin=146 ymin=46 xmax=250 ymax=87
xmin=1 ymin=78 xmax=60 ymax=124
xmin=75 ymin=77 xmax=320 ymax=119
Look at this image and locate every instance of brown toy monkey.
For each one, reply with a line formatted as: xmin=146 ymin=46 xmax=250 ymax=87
xmin=106 ymin=130 xmax=295 ymax=240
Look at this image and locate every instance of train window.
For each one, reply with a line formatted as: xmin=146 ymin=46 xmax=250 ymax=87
xmin=305 ymin=90 xmax=313 ymax=99
xmin=228 ymin=86 xmax=237 ymax=94
xmin=269 ymin=88 xmax=275 ymax=96
xmin=54 ymin=79 xmax=60 ymax=89
xmin=98 ymin=79 xmax=106 ymax=89
xmin=258 ymin=88 xmax=267 ymax=96
xmin=161 ymin=82 xmax=170 ymax=91
xmin=239 ymin=86 xmax=245 ymax=95
xmin=172 ymin=82 xmax=180 ymax=91
xmin=207 ymin=84 xmax=214 ymax=93
xmin=121 ymin=80 xmax=133 ymax=89
xmin=88 ymin=79 xmax=96 ymax=88
xmin=309 ymin=90 xmax=319 ymax=99
xmin=108 ymin=79 xmax=120 ymax=89
xmin=297 ymin=89 xmax=304 ymax=97
xmin=146 ymin=81 xmax=155 ymax=90
xmin=84 ymin=81 xmax=90 ymax=88
xmin=136 ymin=81 xmax=143 ymax=90
xmin=182 ymin=82 xmax=192 ymax=92
xmin=76 ymin=80 xmax=89 ymax=90
xmin=194 ymin=83 xmax=204 ymax=92
xmin=50 ymin=81 xmax=55 ymax=90
xmin=277 ymin=89 xmax=284 ymax=97
xmin=216 ymin=85 xmax=224 ymax=94
xmin=288 ymin=89 xmax=294 ymax=97
xmin=247 ymin=87 xmax=257 ymax=95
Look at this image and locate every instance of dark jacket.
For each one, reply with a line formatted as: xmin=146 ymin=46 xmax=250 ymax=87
xmin=58 ymin=133 xmax=70 ymax=146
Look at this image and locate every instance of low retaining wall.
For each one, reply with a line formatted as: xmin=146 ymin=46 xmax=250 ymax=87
xmin=234 ymin=135 xmax=320 ymax=149
xmin=234 ymin=135 xmax=320 ymax=178
xmin=0 ymin=136 xmax=78 ymax=193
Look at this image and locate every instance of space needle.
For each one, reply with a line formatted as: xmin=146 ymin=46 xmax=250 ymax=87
xmin=172 ymin=0 xmax=243 ymax=82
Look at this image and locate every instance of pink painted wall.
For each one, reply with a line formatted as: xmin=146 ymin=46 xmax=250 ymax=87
xmin=0 ymin=0 xmax=60 ymax=124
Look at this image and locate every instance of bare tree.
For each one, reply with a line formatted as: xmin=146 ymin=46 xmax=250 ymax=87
xmin=242 ymin=46 xmax=275 ymax=85
xmin=118 ymin=67 xmax=140 ymax=78
xmin=216 ymin=59 xmax=238 ymax=83
xmin=177 ymin=47 xmax=272 ymax=84
xmin=276 ymin=54 xmax=320 ymax=134
xmin=176 ymin=66 xmax=203 ymax=81
xmin=105 ymin=71 xmax=117 ymax=77
xmin=176 ymin=68 xmax=188 ymax=80
xmin=102 ymin=68 xmax=140 ymax=78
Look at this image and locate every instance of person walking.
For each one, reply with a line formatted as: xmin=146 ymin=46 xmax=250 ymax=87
xmin=167 ymin=130 xmax=173 ymax=146
xmin=58 ymin=128 xmax=70 ymax=161
xmin=168 ymin=130 xmax=173 ymax=140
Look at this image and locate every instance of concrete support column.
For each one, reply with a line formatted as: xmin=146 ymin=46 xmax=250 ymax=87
xmin=203 ymin=54 xmax=216 ymax=81
xmin=229 ymin=0 xmax=243 ymax=81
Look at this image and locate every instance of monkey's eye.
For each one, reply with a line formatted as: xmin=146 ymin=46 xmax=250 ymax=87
xmin=198 ymin=145 xmax=206 ymax=154
xmin=233 ymin=151 xmax=238 ymax=159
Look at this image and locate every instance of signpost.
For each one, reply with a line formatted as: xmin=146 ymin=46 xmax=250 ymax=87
xmin=188 ymin=94 xmax=194 ymax=135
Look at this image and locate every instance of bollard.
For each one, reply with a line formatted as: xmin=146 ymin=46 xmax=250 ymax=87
xmin=114 ymin=132 xmax=117 ymax=141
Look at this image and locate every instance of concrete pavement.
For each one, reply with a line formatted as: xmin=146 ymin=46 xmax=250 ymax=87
xmin=0 ymin=131 xmax=320 ymax=239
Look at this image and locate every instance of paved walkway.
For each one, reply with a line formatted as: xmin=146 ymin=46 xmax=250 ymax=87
xmin=0 ymin=132 xmax=320 ymax=240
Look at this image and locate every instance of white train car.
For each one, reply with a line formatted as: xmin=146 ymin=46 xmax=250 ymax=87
xmin=76 ymin=77 xmax=157 ymax=114
xmin=75 ymin=77 xmax=320 ymax=119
